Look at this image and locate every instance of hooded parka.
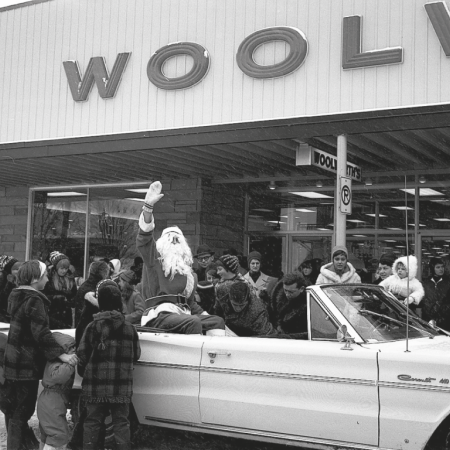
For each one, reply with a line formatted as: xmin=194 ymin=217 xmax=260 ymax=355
xmin=379 ymin=256 xmax=425 ymax=305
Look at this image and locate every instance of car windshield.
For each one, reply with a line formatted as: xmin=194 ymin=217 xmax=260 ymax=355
xmin=321 ymin=285 xmax=439 ymax=342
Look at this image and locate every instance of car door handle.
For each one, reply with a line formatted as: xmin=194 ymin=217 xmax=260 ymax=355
xmin=208 ymin=350 xmax=231 ymax=358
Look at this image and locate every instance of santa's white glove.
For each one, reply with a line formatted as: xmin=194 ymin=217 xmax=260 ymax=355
xmin=144 ymin=181 xmax=164 ymax=207
xmin=404 ymin=296 xmax=415 ymax=306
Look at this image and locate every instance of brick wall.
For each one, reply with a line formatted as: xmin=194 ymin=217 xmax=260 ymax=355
xmin=0 ymin=186 xmax=29 ymax=260
xmin=155 ymin=178 xmax=202 ymax=251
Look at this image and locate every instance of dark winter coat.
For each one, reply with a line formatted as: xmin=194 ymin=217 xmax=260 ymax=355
xmin=214 ymin=280 xmax=277 ymax=337
xmin=270 ymin=281 xmax=308 ymax=334
xmin=77 ymin=310 xmax=141 ymax=403
xmin=75 ymin=273 xmax=107 ymax=347
xmin=422 ymin=275 xmax=450 ymax=330
xmin=43 ymin=276 xmax=77 ymax=329
xmin=0 ymin=281 xmax=15 ymax=322
xmin=4 ymin=287 xmax=64 ymax=380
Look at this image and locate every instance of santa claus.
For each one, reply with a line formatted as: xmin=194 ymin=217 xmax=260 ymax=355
xmin=137 ymin=181 xmax=225 ymax=335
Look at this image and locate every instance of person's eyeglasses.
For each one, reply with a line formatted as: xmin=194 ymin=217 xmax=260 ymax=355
xmin=198 ymin=256 xmax=211 ymax=262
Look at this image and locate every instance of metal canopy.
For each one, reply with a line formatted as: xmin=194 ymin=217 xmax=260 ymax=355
xmin=1 ymin=107 xmax=450 ymax=187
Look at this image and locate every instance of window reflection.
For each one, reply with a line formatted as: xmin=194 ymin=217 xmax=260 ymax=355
xmin=31 ymin=190 xmax=87 ymax=277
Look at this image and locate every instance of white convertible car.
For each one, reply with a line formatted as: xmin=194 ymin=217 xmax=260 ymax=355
xmin=18 ymin=284 xmax=450 ymax=450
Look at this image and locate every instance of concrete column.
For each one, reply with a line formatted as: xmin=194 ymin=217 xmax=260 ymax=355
xmin=334 ymin=134 xmax=347 ymax=248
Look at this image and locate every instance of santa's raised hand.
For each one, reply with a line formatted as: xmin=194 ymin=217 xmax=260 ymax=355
xmin=141 ymin=181 xmax=164 ymax=226
xmin=145 ymin=181 xmax=164 ymax=206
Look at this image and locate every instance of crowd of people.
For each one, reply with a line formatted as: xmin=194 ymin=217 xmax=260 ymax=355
xmin=0 ymin=180 xmax=449 ymax=449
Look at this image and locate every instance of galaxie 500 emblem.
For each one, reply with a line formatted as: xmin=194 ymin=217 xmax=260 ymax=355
xmin=397 ymin=374 xmax=450 ymax=384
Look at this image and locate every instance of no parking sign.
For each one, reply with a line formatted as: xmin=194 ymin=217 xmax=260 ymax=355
xmin=340 ymin=177 xmax=352 ymax=214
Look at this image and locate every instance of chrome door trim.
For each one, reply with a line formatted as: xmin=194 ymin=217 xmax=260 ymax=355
xmin=136 ymin=360 xmax=376 ymax=386
xmin=143 ymin=416 xmax=392 ymax=450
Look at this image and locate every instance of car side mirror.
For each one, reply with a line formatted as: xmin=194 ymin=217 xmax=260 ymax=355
xmin=337 ymin=324 xmax=355 ymax=351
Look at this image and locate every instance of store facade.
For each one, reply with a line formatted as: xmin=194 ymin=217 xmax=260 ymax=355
xmin=2 ymin=0 xmax=450 ymax=280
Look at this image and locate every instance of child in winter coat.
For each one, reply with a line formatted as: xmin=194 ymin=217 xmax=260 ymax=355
xmin=379 ymin=255 xmax=425 ymax=308
xmin=77 ymin=279 xmax=141 ymax=450
xmin=3 ymin=260 xmax=78 ymax=450
xmin=37 ymin=332 xmax=77 ymax=450
xmin=44 ymin=252 xmax=77 ymax=329
xmin=117 ymin=270 xmax=145 ymax=324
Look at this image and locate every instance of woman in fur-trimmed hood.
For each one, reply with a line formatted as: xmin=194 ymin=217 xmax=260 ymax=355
xmin=379 ymin=255 xmax=425 ymax=306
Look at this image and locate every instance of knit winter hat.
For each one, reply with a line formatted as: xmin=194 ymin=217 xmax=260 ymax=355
xmin=0 ymin=255 xmax=18 ymax=275
xmin=332 ymin=245 xmax=348 ymax=259
xmin=119 ymin=270 xmax=135 ymax=284
xmin=49 ymin=251 xmax=69 ymax=268
xmin=229 ymin=282 xmax=250 ymax=313
xmin=217 ymin=255 xmax=240 ymax=274
xmin=96 ymin=279 xmax=122 ymax=312
xmin=247 ymin=251 xmax=262 ymax=263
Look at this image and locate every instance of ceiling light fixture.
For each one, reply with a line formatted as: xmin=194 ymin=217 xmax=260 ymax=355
xmin=419 ymin=175 xmax=426 ymax=184
xmin=268 ymin=181 xmax=276 ymax=190
xmin=316 ymin=180 xmax=323 ymax=188
xmin=365 ymin=178 xmax=373 ymax=186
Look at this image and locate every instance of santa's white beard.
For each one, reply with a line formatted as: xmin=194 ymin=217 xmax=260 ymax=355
xmin=156 ymin=232 xmax=193 ymax=280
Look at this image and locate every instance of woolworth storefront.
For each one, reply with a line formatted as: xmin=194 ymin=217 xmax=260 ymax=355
xmin=1 ymin=0 xmax=450 ymax=280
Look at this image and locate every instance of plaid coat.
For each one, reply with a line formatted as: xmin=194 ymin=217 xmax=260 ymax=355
xmin=77 ymin=310 xmax=141 ymax=403
xmin=4 ymin=286 xmax=64 ymax=380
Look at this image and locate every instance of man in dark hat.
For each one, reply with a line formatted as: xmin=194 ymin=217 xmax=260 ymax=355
xmin=193 ymin=244 xmax=215 ymax=282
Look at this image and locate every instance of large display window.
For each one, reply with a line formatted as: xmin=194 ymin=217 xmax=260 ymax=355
xmin=29 ymin=183 xmax=149 ymax=278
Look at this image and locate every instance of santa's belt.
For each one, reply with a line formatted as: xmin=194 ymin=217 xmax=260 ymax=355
xmin=144 ymin=294 xmax=187 ymax=310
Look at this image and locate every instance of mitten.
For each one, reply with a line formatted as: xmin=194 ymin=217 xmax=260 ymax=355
xmin=143 ymin=181 xmax=164 ymax=210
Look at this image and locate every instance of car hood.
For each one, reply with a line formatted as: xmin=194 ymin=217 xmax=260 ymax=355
xmin=366 ymin=334 xmax=450 ymax=355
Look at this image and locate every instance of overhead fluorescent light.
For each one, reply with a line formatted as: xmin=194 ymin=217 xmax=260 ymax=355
xmin=400 ymin=188 xmax=444 ymax=196
xmin=125 ymin=188 xmax=148 ymax=193
xmin=434 ymin=218 xmax=450 ymax=222
xmin=391 ymin=206 xmax=414 ymax=210
xmin=431 ymin=199 xmax=450 ymax=203
xmin=347 ymin=219 xmax=366 ymax=223
xmin=432 ymin=247 xmax=442 ymax=250
xmin=317 ymin=228 xmax=330 ymax=231
xmin=384 ymin=240 xmax=397 ymax=242
xmin=386 ymin=227 xmax=402 ymax=230
xmin=47 ymin=192 xmax=86 ymax=197
xmin=279 ymin=215 xmax=288 ymax=218
xmin=252 ymin=209 xmax=274 ymax=212
xmin=290 ymin=192 xmax=333 ymax=199
xmin=353 ymin=234 xmax=367 ymax=237
xmin=267 ymin=221 xmax=286 ymax=224
xmin=396 ymin=245 xmax=406 ymax=248
xmin=296 ymin=208 xmax=315 ymax=212
xmin=365 ymin=213 xmax=388 ymax=217
xmin=408 ymin=223 xmax=426 ymax=227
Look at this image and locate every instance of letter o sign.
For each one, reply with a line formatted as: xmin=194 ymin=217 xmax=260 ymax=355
xmin=236 ymin=26 xmax=308 ymax=79
xmin=147 ymin=42 xmax=210 ymax=90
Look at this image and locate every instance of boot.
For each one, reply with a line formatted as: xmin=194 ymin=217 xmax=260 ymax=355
xmin=206 ymin=328 xmax=226 ymax=336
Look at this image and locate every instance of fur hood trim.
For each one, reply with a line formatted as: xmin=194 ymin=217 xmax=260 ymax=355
xmin=393 ymin=255 xmax=418 ymax=280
